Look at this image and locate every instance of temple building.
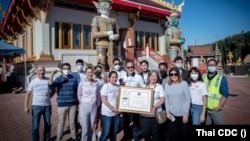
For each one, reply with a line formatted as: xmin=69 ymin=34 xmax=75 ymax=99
xmin=0 ymin=0 xmax=184 ymax=88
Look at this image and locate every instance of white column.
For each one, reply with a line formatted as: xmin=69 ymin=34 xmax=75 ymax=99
xmin=146 ymin=43 xmax=149 ymax=58
xmin=34 ymin=19 xmax=50 ymax=59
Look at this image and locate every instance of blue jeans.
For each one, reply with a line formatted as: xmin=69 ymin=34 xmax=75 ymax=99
xmin=191 ymin=104 xmax=203 ymax=125
xmin=99 ymin=114 xmax=120 ymax=141
xmin=32 ymin=105 xmax=51 ymax=141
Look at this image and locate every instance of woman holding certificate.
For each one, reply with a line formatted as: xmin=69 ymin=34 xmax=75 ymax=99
xmin=164 ymin=67 xmax=191 ymax=141
xmin=99 ymin=71 xmax=120 ymax=141
xmin=140 ymin=70 xmax=165 ymax=141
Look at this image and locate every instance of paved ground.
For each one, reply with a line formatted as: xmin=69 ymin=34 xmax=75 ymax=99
xmin=0 ymin=76 xmax=250 ymax=141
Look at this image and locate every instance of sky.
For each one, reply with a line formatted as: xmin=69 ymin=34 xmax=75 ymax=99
xmin=178 ymin=0 xmax=250 ymax=49
xmin=0 ymin=0 xmax=250 ymax=49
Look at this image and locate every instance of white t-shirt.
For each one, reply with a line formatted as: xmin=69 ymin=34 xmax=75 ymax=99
xmin=189 ymin=81 xmax=208 ymax=105
xmin=141 ymin=83 xmax=165 ymax=117
xmin=115 ymin=70 xmax=126 ymax=85
xmin=27 ymin=77 xmax=51 ymax=106
xmin=121 ymin=73 xmax=144 ymax=87
xmin=101 ymin=83 xmax=119 ymax=116
xmin=79 ymin=73 xmax=86 ymax=82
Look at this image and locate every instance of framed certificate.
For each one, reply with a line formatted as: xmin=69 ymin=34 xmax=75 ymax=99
xmin=117 ymin=86 xmax=154 ymax=114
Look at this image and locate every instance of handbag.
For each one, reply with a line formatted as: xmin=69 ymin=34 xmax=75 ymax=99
xmin=156 ymin=110 xmax=166 ymax=124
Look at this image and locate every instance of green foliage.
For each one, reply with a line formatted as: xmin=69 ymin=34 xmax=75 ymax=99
xmin=213 ymin=31 xmax=250 ymax=65
xmin=247 ymin=71 xmax=250 ymax=76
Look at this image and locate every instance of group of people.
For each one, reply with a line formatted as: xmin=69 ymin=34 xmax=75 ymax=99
xmin=24 ymin=56 xmax=229 ymax=141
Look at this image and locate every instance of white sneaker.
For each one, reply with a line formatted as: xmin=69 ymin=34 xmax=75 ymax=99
xmin=97 ymin=131 xmax=102 ymax=138
xmin=92 ymin=133 xmax=97 ymax=141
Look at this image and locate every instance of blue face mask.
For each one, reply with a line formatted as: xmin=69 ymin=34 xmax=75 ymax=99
xmin=208 ymin=66 xmax=217 ymax=73
xmin=176 ymin=63 xmax=183 ymax=69
xmin=77 ymin=66 xmax=84 ymax=72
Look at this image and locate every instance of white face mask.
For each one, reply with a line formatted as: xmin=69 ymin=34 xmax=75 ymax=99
xmin=114 ymin=65 xmax=120 ymax=71
xmin=190 ymin=74 xmax=198 ymax=81
xmin=62 ymin=70 xmax=71 ymax=76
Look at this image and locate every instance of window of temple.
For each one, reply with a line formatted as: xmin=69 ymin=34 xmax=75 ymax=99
xmin=55 ymin=22 xmax=92 ymax=50
xmin=83 ymin=25 xmax=91 ymax=49
xmin=62 ymin=23 xmax=71 ymax=49
xmin=55 ymin=22 xmax=59 ymax=49
xmin=135 ymin=31 xmax=159 ymax=50
xmin=73 ymin=24 xmax=81 ymax=49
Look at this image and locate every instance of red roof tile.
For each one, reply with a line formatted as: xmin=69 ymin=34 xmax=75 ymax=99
xmin=188 ymin=45 xmax=214 ymax=56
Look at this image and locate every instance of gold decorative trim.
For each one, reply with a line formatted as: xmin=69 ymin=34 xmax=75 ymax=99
xmin=17 ymin=16 xmax=27 ymax=31
xmin=20 ymin=7 xmax=33 ymax=26
xmin=27 ymin=0 xmax=41 ymax=20
xmin=151 ymin=0 xmax=184 ymax=13
xmin=39 ymin=51 xmax=53 ymax=60
xmin=10 ymin=27 xmax=19 ymax=39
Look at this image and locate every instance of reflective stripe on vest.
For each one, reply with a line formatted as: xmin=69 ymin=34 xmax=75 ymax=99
xmin=203 ymin=74 xmax=223 ymax=109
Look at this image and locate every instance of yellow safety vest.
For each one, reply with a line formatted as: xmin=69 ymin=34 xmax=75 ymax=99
xmin=203 ymin=73 xmax=223 ymax=109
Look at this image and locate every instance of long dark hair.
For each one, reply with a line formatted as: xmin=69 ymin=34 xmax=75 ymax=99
xmin=187 ymin=67 xmax=203 ymax=85
xmin=167 ymin=67 xmax=182 ymax=85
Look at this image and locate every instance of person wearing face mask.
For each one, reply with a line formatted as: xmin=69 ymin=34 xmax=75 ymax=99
xmin=49 ymin=63 xmax=79 ymax=141
xmin=71 ymin=59 xmax=86 ymax=83
xmin=202 ymin=59 xmax=229 ymax=125
xmin=187 ymin=67 xmax=207 ymax=125
xmin=92 ymin=65 xmax=105 ymax=141
xmin=71 ymin=59 xmax=86 ymax=136
xmin=111 ymin=58 xmax=126 ymax=85
xmin=158 ymin=62 xmax=168 ymax=86
xmin=157 ymin=62 xmax=169 ymax=141
xmin=174 ymin=56 xmax=188 ymax=82
xmin=139 ymin=60 xmax=150 ymax=85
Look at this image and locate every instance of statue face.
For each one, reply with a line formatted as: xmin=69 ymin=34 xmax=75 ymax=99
xmin=170 ymin=17 xmax=179 ymax=27
xmin=99 ymin=1 xmax=112 ymax=16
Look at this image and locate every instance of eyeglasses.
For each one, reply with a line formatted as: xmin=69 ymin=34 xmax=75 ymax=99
xmin=114 ymin=63 xmax=120 ymax=65
xmin=126 ymin=66 xmax=134 ymax=69
xmin=169 ymin=73 xmax=178 ymax=77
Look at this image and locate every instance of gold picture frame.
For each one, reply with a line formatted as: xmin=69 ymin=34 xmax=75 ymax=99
xmin=117 ymin=86 xmax=154 ymax=114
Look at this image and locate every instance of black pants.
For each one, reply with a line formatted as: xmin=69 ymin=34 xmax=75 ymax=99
xmin=168 ymin=116 xmax=191 ymax=141
xmin=140 ymin=116 xmax=159 ymax=141
xmin=122 ymin=112 xmax=140 ymax=141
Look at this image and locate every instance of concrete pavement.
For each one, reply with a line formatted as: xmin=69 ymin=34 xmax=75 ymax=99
xmin=0 ymin=76 xmax=249 ymax=141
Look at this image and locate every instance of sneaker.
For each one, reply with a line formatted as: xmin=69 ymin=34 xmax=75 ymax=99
xmin=97 ymin=131 xmax=102 ymax=138
xmin=92 ymin=133 xmax=97 ymax=141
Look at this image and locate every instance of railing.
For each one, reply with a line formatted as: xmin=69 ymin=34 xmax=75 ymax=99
xmin=149 ymin=48 xmax=175 ymax=67
xmin=120 ymin=47 xmax=141 ymax=73
xmin=135 ymin=47 xmax=175 ymax=68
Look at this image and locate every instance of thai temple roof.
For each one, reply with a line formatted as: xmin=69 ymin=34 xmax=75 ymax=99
xmin=188 ymin=44 xmax=214 ymax=56
xmin=0 ymin=0 xmax=184 ymax=41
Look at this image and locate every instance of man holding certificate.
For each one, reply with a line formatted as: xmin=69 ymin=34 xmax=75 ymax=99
xmin=120 ymin=60 xmax=144 ymax=141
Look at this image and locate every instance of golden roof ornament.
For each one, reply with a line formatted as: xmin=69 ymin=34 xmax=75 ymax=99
xmin=151 ymin=0 xmax=184 ymax=13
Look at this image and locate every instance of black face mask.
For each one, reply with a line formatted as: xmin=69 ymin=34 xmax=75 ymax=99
xmin=95 ymin=71 xmax=101 ymax=78
xmin=160 ymin=71 xmax=168 ymax=79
